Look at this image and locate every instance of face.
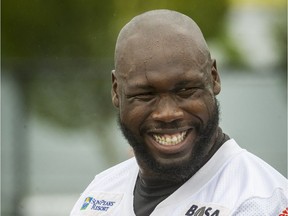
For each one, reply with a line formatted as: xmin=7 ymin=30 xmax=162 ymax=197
xmin=112 ymin=30 xmax=221 ymax=182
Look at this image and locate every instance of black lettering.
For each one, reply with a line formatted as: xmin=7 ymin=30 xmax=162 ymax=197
xmin=205 ymin=207 xmax=212 ymax=216
xmin=211 ymin=210 xmax=220 ymax=216
xmin=185 ymin=205 xmax=198 ymax=216
xmin=194 ymin=207 xmax=205 ymax=216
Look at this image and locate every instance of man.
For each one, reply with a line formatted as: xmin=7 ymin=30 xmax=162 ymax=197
xmin=71 ymin=9 xmax=287 ymax=216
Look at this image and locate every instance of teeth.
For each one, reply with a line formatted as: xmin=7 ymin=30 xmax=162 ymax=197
xmin=153 ymin=131 xmax=187 ymax=146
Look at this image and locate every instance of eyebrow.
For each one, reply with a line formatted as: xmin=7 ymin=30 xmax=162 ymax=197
xmin=126 ymin=82 xmax=154 ymax=91
xmin=124 ymin=70 xmax=205 ymax=91
xmin=126 ymin=80 xmax=199 ymax=93
xmin=174 ymin=80 xmax=191 ymax=88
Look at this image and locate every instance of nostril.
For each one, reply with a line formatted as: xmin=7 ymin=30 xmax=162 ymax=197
xmin=152 ymin=108 xmax=184 ymax=122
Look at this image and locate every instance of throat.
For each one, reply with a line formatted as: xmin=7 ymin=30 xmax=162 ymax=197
xmin=133 ymin=174 xmax=183 ymax=216
xmin=138 ymin=173 xmax=183 ymax=195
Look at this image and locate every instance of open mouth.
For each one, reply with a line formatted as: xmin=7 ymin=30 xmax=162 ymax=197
xmin=145 ymin=127 xmax=195 ymax=157
xmin=152 ymin=131 xmax=188 ymax=146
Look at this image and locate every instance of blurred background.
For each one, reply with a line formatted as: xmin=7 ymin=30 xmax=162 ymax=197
xmin=2 ymin=0 xmax=287 ymax=215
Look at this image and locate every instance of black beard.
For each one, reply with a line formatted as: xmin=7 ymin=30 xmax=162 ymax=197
xmin=118 ymin=99 xmax=220 ymax=183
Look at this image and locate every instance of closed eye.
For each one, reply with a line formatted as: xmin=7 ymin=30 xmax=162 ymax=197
xmin=177 ymin=88 xmax=198 ymax=98
xmin=128 ymin=92 xmax=155 ymax=102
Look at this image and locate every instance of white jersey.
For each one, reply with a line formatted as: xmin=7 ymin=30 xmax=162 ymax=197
xmin=70 ymin=139 xmax=288 ymax=216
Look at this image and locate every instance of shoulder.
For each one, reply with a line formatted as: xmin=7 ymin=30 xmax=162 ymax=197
xmin=70 ymin=157 xmax=138 ymax=216
xmin=96 ymin=157 xmax=137 ymax=178
xmin=92 ymin=157 xmax=138 ymax=186
xmin=79 ymin=157 xmax=138 ymax=199
xmin=218 ymin=139 xmax=288 ymax=215
xmin=224 ymin=142 xmax=287 ymax=190
xmin=215 ymin=139 xmax=287 ymax=188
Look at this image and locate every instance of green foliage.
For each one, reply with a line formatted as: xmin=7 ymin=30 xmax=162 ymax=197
xmin=2 ymin=0 xmax=115 ymax=58
xmin=26 ymin=60 xmax=114 ymax=129
xmin=2 ymin=0 xmax=230 ymax=128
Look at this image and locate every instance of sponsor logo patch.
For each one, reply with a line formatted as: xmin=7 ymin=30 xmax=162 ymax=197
xmin=79 ymin=192 xmax=123 ymax=215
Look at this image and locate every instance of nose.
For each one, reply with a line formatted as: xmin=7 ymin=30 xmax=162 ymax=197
xmin=151 ymin=95 xmax=184 ymax=123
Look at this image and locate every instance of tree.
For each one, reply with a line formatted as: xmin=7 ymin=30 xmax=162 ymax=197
xmin=3 ymin=0 xmax=230 ymax=128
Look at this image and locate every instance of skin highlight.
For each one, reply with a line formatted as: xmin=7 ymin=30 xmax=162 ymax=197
xmin=111 ymin=9 xmax=222 ymax=185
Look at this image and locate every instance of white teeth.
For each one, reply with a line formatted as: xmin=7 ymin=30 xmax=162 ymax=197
xmin=153 ymin=131 xmax=187 ymax=146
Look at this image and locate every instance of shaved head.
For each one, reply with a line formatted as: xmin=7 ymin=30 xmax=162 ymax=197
xmin=114 ymin=9 xmax=211 ymax=75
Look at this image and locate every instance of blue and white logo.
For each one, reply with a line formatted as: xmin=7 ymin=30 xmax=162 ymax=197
xmin=79 ymin=193 xmax=123 ymax=214
xmin=80 ymin=197 xmax=93 ymax=210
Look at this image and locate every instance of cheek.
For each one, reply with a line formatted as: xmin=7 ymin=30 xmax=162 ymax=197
xmin=181 ymin=93 xmax=215 ymax=121
xmin=120 ymin=101 xmax=150 ymax=133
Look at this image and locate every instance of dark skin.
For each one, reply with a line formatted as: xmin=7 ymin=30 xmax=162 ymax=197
xmin=112 ymin=10 xmax=222 ymax=186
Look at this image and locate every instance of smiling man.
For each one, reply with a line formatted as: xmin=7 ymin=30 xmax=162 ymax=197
xmin=70 ymin=10 xmax=287 ymax=216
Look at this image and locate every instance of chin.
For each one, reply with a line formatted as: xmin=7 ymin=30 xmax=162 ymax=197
xmin=151 ymin=148 xmax=194 ymax=169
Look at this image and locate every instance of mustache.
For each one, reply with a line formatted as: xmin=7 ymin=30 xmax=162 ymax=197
xmin=139 ymin=120 xmax=200 ymax=134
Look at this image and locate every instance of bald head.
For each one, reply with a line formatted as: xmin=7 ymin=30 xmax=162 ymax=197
xmin=114 ymin=9 xmax=211 ymax=74
xmin=111 ymin=10 xmax=221 ymax=183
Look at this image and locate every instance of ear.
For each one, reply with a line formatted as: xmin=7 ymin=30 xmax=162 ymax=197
xmin=211 ymin=59 xmax=221 ymax=95
xmin=111 ymin=70 xmax=120 ymax=108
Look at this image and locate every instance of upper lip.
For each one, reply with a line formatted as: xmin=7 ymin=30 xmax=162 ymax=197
xmin=146 ymin=126 xmax=193 ymax=135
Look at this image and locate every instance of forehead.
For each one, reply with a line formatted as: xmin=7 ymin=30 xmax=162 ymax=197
xmin=116 ymin=27 xmax=209 ymax=80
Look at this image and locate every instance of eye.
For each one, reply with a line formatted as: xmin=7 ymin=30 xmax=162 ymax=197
xmin=130 ymin=93 xmax=155 ymax=102
xmin=177 ymin=88 xmax=198 ymax=98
